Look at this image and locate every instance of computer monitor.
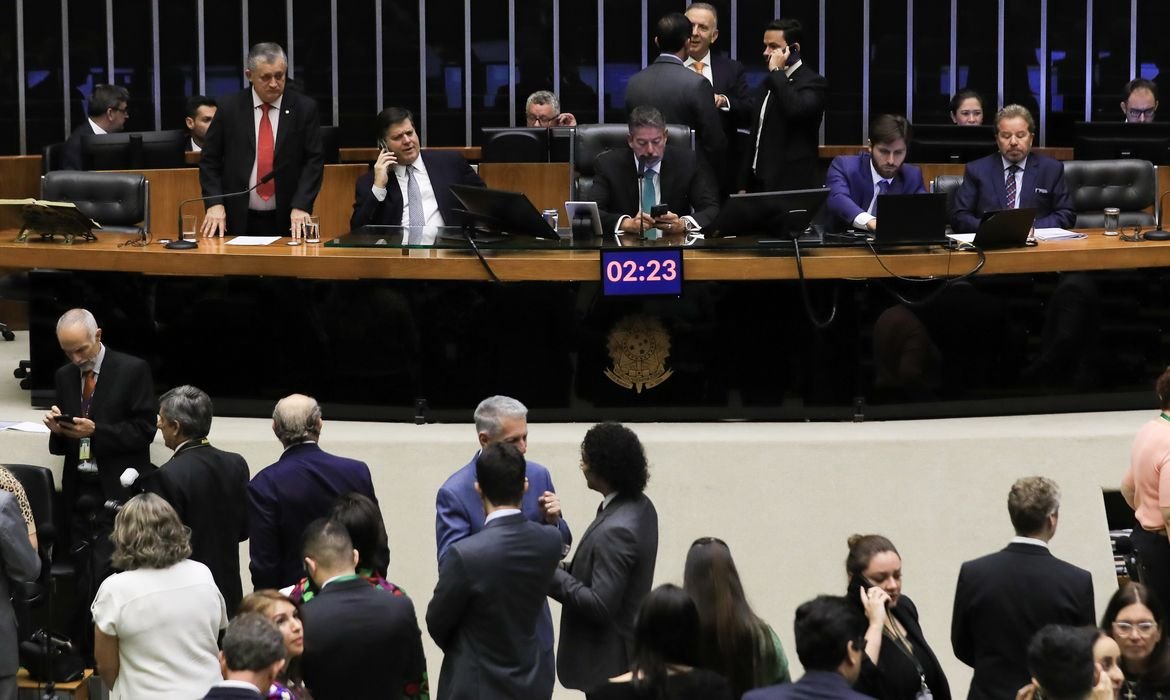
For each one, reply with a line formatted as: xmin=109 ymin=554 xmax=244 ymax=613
xmin=82 ymin=129 xmax=188 ymax=170
xmin=701 ymin=188 xmax=830 ymax=237
xmin=449 ymin=184 xmax=560 ymax=239
xmin=318 ymin=125 xmax=341 ymax=164
xmin=480 ymin=127 xmax=550 ymax=162
xmin=549 ymin=126 xmax=574 ymax=163
xmin=908 ymin=124 xmax=997 ymax=164
xmin=1073 ymin=122 xmax=1170 ymax=164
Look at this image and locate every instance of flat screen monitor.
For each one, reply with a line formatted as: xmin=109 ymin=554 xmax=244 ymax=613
xmin=480 ymin=127 xmax=550 ymax=162
xmin=549 ymin=126 xmax=574 ymax=163
xmin=701 ymin=188 xmax=830 ymax=237
xmin=82 ymin=129 xmax=188 ymax=170
xmin=449 ymin=184 xmax=560 ymax=239
xmin=318 ymin=125 xmax=340 ymax=164
xmin=1073 ymin=122 xmax=1170 ymax=164
xmin=908 ymin=124 xmax=997 ymax=164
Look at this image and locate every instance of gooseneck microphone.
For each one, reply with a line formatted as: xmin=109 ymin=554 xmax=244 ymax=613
xmin=168 ymin=169 xmax=279 ymax=250
xmin=1146 ymin=189 xmax=1170 ymax=241
xmin=636 ymin=161 xmax=647 ymax=238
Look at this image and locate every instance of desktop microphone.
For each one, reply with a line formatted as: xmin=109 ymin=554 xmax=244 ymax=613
xmin=636 ymin=161 xmax=647 ymax=238
xmin=1147 ymin=189 xmax=1170 ymax=241
xmin=167 ymin=169 xmax=279 ymax=249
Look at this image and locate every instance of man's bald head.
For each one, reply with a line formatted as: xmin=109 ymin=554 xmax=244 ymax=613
xmin=272 ymin=393 xmax=323 ymax=447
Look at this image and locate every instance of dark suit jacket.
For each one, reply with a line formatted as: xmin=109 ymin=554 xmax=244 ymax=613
xmin=625 ymin=54 xmax=728 ymax=175
xmin=50 ymin=347 xmax=158 ymax=536
xmin=301 ymin=577 xmax=427 ymax=700
xmin=246 ymin=443 xmax=378 ymax=589
xmin=951 ymin=542 xmax=1095 ymax=700
xmin=199 ymin=87 xmax=324 ymax=236
xmin=61 ymin=122 xmax=95 ymax=171
xmin=140 ymin=441 xmax=250 ymax=615
xmin=854 ymin=594 xmax=950 ymax=700
xmin=201 ymin=685 xmax=263 ymax=700
xmin=426 ymin=513 xmax=563 ymax=700
xmin=744 ymin=671 xmax=876 ymax=700
xmin=741 ymin=63 xmax=828 ymax=192
xmin=349 ymin=151 xmax=485 ymax=231
xmin=950 ymin=153 xmax=1076 ymax=232
xmin=549 ymin=492 xmax=658 ymax=691
xmin=707 ymin=52 xmax=753 ymax=191
xmin=825 ymin=153 xmax=927 ymax=231
xmin=591 ymin=145 xmax=720 ymax=232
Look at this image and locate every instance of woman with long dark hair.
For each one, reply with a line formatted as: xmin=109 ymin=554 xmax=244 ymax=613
xmin=1102 ymin=582 xmax=1170 ymax=699
xmin=683 ymin=536 xmax=789 ymax=697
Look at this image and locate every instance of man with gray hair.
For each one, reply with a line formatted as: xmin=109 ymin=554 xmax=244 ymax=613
xmin=140 ymin=384 xmax=250 ymax=614
xmin=202 ymin=613 xmax=287 ymax=699
xmin=435 ymin=395 xmax=571 ymax=699
xmin=199 ymin=42 xmax=324 ymax=238
xmin=951 ymin=476 xmax=1095 ymax=700
xmin=524 ymin=90 xmax=577 ymax=127
xmin=61 ymin=83 xmax=130 ymax=170
xmin=246 ymin=393 xmax=378 ymax=590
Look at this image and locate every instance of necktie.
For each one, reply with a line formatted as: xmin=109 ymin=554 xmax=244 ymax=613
xmin=407 ymin=166 xmax=425 ymax=229
xmin=257 ymin=103 xmax=275 ymax=201
xmin=692 ymin=60 xmax=705 ymax=76
xmin=81 ymin=370 xmax=95 ymax=417
xmin=641 ymin=169 xmax=656 ymax=214
xmin=869 ymin=179 xmax=890 ymax=215
xmin=1004 ymin=164 xmax=1020 ymax=209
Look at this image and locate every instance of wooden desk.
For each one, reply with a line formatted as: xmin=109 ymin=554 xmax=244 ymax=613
xmin=17 ymin=668 xmax=92 ymax=699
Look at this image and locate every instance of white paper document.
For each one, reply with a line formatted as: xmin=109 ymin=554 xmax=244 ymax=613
xmin=1033 ymin=227 xmax=1086 ymax=241
xmin=1 ymin=421 xmax=51 ymax=433
xmin=225 ymin=236 xmax=281 ymax=246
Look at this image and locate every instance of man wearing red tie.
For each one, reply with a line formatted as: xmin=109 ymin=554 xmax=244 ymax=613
xmin=199 ymin=42 xmax=324 ymax=238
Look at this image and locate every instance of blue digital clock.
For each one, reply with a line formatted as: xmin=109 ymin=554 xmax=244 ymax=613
xmin=600 ymin=248 xmax=684 ymax=296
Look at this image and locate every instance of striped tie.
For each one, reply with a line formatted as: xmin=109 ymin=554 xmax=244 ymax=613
xmin=1004 ymin=164 xmax=1020 ymax=209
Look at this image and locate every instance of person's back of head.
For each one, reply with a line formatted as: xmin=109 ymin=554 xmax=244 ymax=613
xmin=158 ymin=384 xmax=214 ymax=441
xmin=580 ymin=421 xmax=650 ymax=495
xmin=302 ymin=517 xmax=357 ymax=587
xmin=220 ymin=613 xmax=287 ymax=692
xmin=1008 ymin=476 xmax=1060 ymax=539
xmin=1028 ymin=624 xmax=1097 ymax=700
xmin=329 ymin=492 xmax=389 ymax=575
xmin=654 ymin=12 xmax=693 ymax=55
xmin=272 ymin=394 xmax=322 ymax=448
xmin=630 ymin=584 xmax=701 ymax=693
xmin=475 ymin=442 xmax=526 ymax=508
xmin=793 ymin=596 xmax=867 ymax=683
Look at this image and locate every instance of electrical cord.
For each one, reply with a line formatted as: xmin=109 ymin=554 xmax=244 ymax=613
xmin=792 ymin=237 xmax=838 ymax=329
xmin=461 ymin=226 xmax=502 ymax=283
xmin=863 ymin=240 xmax=987 ymax=307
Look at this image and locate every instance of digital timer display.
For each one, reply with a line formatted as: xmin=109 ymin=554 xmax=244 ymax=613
xmin=600 ymin=248 xmax=684 ymax=296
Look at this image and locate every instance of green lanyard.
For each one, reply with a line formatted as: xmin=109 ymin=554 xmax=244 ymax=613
xmin=1161 ymin=412 xmax=1170 ymax=423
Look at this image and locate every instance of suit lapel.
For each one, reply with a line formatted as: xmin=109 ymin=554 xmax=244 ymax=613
xmin=274 ymin=97 xmax=292 ymax=158
xmin=240 ymin=91 xmax=257 ymax=163
xmin=991 ymin=158 xmax=1009 ymax=209
xmin=1020 ymin=162 xmax=1038 ymax=209
xmin=578 ymin=497 xmax=620 ymax=546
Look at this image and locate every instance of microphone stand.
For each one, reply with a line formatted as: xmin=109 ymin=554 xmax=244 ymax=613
xmin=1145 ymin=189 xmax=1170 ymax=240
xmin=637 ymin=161 xmax=646 ymax=239
xmin=167 ymin=170 xmax=278 ymax=249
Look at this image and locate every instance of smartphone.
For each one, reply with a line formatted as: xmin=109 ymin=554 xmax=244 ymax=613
xmin=53 ymin=414 xmax=76 ymax=424
xmin=376 ymin=138 xmax=389 ymax=151
xmin=786 ymin=46 xmax=802 ymax=67
xmin=650 ymin=204 xmax=670 ymax=218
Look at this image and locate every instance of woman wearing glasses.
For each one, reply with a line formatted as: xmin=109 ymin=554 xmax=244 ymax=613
xmin=1103 ymin=582 xmax=1170 ymax=700
xmin=683 ymin=537 xmax=790 ymax=698
xmin=846 ymin=534 xmax=951 ymax=700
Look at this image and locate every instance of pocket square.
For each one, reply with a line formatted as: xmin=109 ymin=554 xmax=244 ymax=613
xmin=1035 ymin=187 xmax=1049 ymax=194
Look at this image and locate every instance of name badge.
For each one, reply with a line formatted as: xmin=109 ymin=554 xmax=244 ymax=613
xmin=78 ymin=437 xmax=97 ymax=473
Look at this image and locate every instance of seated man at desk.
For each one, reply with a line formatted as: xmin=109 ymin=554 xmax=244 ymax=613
xmin=825 ymin=113 xmax=925 ymax=232
xmin=950 ymin=104 xmax=1075 ymax=232
xmin=592 ymin=105 xmax=719 ymax=236
xmin=62 ymin=84 xmax=130 ymax=170
xmin=350 ymin=106 xmax=485 ymax=233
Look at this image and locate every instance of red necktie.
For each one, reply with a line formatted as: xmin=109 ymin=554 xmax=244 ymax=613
xmin=81 ymin=370 xmax=95 ymax=417
xmin=257 ymin=103 xmax=275 ymax=201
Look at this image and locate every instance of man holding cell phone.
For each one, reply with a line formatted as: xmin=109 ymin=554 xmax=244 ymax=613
xmin=591 ymin=105 xmax=719 ymax=236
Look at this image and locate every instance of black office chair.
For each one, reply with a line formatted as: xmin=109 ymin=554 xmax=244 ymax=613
xmin=40 ymin=171 xmax=150 ymax=236
xmin=3 ymin=465 xmax=61 ymax=605
xmin=571 ymin=123 xmax=695 ymax=201
xmin=41 ymin=143 xmax=67 ymax=174
xmin=1061 ymin=158 xmax=1156 ymax=228
xmin=931 ymin=174 xmax=965 ymax=215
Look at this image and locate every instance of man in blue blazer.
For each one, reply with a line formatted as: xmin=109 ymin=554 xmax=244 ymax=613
xmin=247 ymin=393 xmax=380 ymax=590
xmin=951 ymin=104 xmax=1075 ymax=232
xmin=744 ymin=596 xmax=873 ymax=700
xmin=350 ymin=106 xmax=484 ymax=233
xmin=436 ymin=395 xmax=571 ymax=700
xmin=825 ymin=114 xmax=926 ymax=232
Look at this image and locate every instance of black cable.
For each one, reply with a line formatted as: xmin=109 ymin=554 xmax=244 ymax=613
xmin=792 ymin=237 xmax=838 ymax=329
xmin=863 ymin=240 xmax=987 ymax=307
xmin=461 ymin=227 xmax=502 ymax=283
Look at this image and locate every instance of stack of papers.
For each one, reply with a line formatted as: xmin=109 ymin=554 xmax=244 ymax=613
xmin=1033 ymin=227 xmax=1086 ymax=241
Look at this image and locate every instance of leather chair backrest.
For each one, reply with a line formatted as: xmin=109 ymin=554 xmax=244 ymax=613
xmin=572 ymin=123 xmax=695 ymax=200
xmin=41 ymin=171 xmax=148 ymax=234
xmin=41 ymin=143 xmax=66 ymax=174
xmin=1061 ymin=158 xmax=1156 ymax=228
xmin=932 ymin=174 xmax=965 ymax=215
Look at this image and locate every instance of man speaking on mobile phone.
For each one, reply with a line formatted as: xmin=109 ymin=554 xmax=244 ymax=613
xmin=592 ymin=106 xmax=719 ymax=236
xmin=349 ymin=106 xmax=485 ymax=233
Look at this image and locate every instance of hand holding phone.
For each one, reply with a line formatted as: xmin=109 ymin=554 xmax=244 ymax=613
xmin=372 ymin=144 xmax=398 ymax=189
xmin=52 ymin=414 xmax=76 ymax=424
xmin=851 ymin=573 xmax=890 ymax=625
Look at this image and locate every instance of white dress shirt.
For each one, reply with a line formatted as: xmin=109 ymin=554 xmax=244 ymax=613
xmin=684 ymin=51 xmax=730 ymax=112
xmin=752 ymin=60 xmax=803 ymax=172
xmin=371 ymin=156 xmax=446 ymax=227
xmin=853 ymin=160 xmax=892 ymax=230
xmin=248 ymin=88 xmax=283 ymax=212
xmin=88 ymin=119 xmax=107 ymax=135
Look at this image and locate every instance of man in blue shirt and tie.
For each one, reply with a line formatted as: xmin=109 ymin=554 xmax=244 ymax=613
xmin=824 ymin=113 xmax=925 ymax=232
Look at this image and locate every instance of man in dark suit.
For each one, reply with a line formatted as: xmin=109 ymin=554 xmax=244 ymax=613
xmin=685 ymin=3 xmax=752 ymax=194
xmin=350 ymin=106 xmax=484 ymax=234
xmin=185 ymin=95 xmax=217 ymax=152
xmin=203 ymin=613 xmax=288 ymax=700
xmin=300 ymin=519 xmax=428 ymax=700
xmin=825 ymin=114 xmax=926 ymax=231
xmin=199 ymin=42 xmax=324 ymax=238
xmin=744 ymin=596 xmax=872 ymax=700
xmin=246 ymin=393 xmax=379 ymax=590
xmin=427 ymin=442 xmax=564 ymax=700
xmin=550 ymin=422 xmax=658 ymax=696
xmin=0 ymin=490 xmax=40 ymax=700
xmin=625 ymin=12 xmax=727 ymax=177
xmin=61 ymin=83 xmax=129 ymax=170
xmin=951 ymin=476 xmax=1096 ymax=700
xmin=42 ymin=308 xmax=157 ymax=659
xmin=950 ymin=104 xmax=1075 ymax=232
xmin=141 ymin=384 xmax=249 ymax=615
xmin=592 ymin=105 xmax=719 ymax=236
xmin=742 ymin=18 xmax=828 ymax=193
xmin=435 ymin=395 xmax=572 ymax=699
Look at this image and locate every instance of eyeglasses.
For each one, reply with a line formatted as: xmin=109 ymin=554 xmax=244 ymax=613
xmin=1113 ymin=620 xmax=1158 ymax=637
xmin=526 ymin=114 xmax=559 ymax=126
xmin=1127 ymin=108 xmax=1156 ymax=121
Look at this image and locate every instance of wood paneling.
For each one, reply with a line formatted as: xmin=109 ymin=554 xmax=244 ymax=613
xmin=0 ymin=157 xmax=46 ymax=230
xmin=478 ymin=163 xmax=572 ymax=222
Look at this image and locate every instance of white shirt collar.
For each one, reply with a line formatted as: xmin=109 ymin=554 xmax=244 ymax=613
xmin=1000 ymin=155 xmax=1028 ymax=172
xmin=485 ymin=507 xmax=522 ymax=524
xmin=251 ymin=88 xmax=284 ymax=111
xmin=600 ymin=492 xmax=619 ymax=510
xmin=88 ymin=118 xmax=107 ymax=135
xmin=395 ymin=154 xmax=428 ymax=177
xmin=632 ymin=153 xmax=661 ymax=175
xmin=281 ymin=439 xmax=317 ymax=454
xmin=685 ymin=51 xmax=711 ymax=66
xmin=1010 ymin=535 xmax=1049 ymax=549
xmin=868 ymin=159 xmax=892 ymax=188
xmin=784 ymin=59 xmax=803 ymax=78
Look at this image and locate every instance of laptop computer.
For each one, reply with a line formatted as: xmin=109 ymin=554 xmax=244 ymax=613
xmin=973 ymin=208 xmax=1037 ymax=249
xmin=873 ymin=193 xmax=950 ymax=246
xmin=449 ymin=184 xmax=560 ymax=240
xmin=701 ymin=188 xmax=829 ymax=244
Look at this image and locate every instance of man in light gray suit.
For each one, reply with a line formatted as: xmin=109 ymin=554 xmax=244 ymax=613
xmin=549 ymin=422 xmax=658 ymax=697
xmin=0 ymin=490 xmax=41 ymax=700
xmin=427 ymin=443 xmax=564 ymax=700
xmin=625 ymin=12 xmax=727 ymax=177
